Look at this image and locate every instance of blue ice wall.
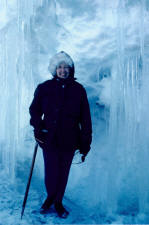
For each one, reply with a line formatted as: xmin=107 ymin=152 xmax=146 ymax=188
xmin=0 ymin=0 xmax=149 ymax=223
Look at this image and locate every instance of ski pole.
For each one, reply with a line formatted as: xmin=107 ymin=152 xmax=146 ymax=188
xmin=21 ymin=142 xmax=38 ymax=220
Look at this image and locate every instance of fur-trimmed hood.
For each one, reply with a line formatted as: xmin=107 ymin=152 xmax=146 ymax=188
xmin=48 ymin=51 xmax=75 ymax=78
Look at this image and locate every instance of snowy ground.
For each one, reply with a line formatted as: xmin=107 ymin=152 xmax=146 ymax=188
xmin=0 ymin=176 xmax=97 ymax=225
xmin=1 ymin=164 xmax=149 ymax=225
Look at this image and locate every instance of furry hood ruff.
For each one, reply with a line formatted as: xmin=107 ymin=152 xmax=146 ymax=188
xmin=48 ymin=51 xmax=75 ymax=78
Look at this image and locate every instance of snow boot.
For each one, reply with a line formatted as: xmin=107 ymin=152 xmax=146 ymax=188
xmin=54 ymin=202 xmax=69 ymax=218
xmin=40 ymin=197 xmax=54 ymax=214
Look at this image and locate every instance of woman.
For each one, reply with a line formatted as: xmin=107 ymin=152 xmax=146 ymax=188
xmin=29 ymin=51 xmax=92 ymax=218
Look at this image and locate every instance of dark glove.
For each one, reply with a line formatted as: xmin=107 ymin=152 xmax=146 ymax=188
xmin=79 ymin=147 xmax=90 ymax=162
xmin=34 ymin=129 xmax=48 ymax=144
xmin=81 ymin=155 xmax=86 ymax=162
xmin=79 ymin=146 xmax=90 ymax=155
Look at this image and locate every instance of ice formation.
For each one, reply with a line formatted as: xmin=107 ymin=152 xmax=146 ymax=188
xmin=0 ymin=0 xmax=149 ymax=224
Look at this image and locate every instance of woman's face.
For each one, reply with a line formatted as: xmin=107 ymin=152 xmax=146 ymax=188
xmin=56 ymin=62 xmax=70 ymax=79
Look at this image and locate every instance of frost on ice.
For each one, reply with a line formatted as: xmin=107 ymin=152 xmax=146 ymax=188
xmin=0 ymin=0 xmax=149 ymax=224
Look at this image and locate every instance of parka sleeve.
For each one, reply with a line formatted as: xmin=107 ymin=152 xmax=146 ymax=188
xmin=79 ymin=87 xmax=92 ymax=154
xmin=29 ymin=85 xmax=44 ymax=130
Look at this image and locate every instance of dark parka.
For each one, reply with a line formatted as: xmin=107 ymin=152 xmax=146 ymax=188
xmin=29 ymin=52 xmax=92 ymax=154
xmin=29 ymin=77 xmax=92 ymax=153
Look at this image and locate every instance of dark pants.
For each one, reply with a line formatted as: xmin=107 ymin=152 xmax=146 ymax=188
xmin=42 ymin=144 xmax=74 ymax=203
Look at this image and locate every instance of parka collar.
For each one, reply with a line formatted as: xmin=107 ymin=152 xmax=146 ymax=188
xmin=53 ymin=76 xmax=76 ymax=85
